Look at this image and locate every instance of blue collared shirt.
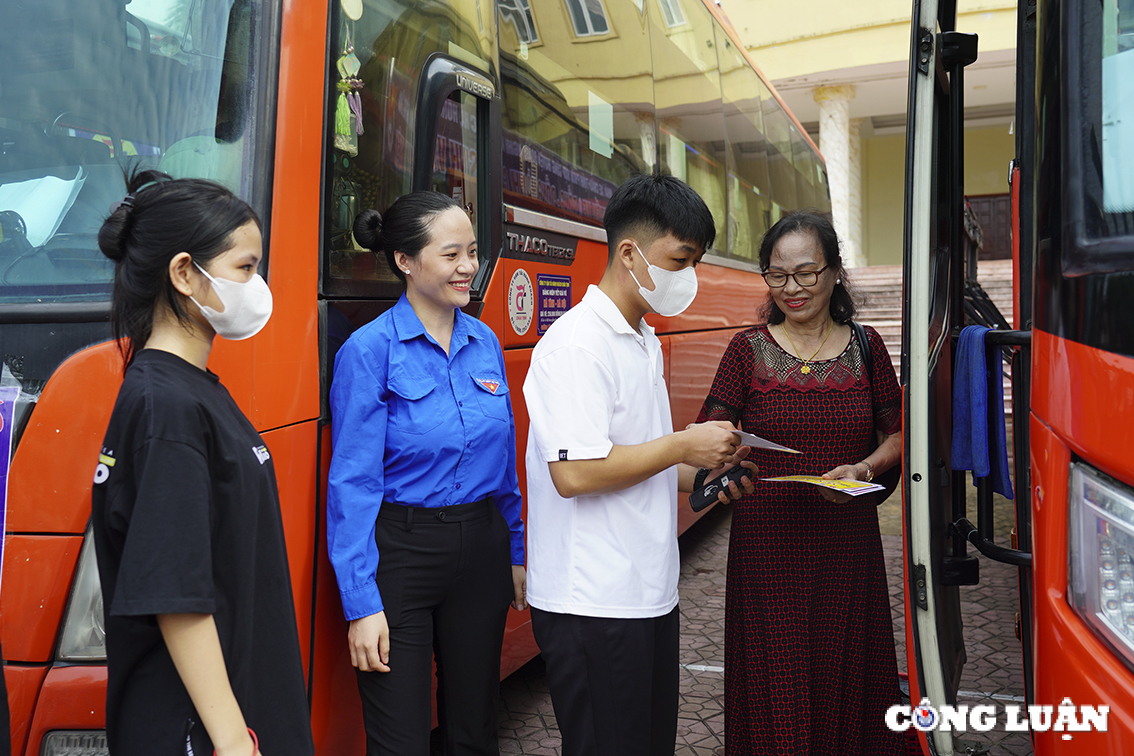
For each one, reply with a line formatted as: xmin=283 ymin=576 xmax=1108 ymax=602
xmin=327 ymin=294 xmax=525 ymax=621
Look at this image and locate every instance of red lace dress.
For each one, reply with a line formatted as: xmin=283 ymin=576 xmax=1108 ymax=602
xmin=697 ymin=324 xmax=905 ymax=756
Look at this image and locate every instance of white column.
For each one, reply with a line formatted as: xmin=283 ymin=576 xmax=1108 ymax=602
xmin=848 ymin=117 xmax=865 ymax=267
xmin=813 ymin=85 xmax=865 ymax=268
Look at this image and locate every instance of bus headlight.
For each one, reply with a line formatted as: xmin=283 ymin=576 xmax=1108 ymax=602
xmin=56 ymin=526 xmax=106 ymax=661
xmin=1069 ymin=462 xmax=1134 ymax=668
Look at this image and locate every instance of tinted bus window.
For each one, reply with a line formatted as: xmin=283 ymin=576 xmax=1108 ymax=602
xmin=431 ymin=91 xmax=480 ymax=222
xmin=792 ymin=129 xmax=822 ymax=209
xmin=761 ymin=101 xmax=799 ymax=219
xmin=323 ymin=0 xmax=495 ymax=295
xmin=649 ymin=0 xmax=727 ymax=250
xmin=498 ymin=0 xmax=653 ymax=225
xmin=0 ymin=0 xmax=273 ymax=304
xmin=717 ymin=29 xmax=772 ymax=263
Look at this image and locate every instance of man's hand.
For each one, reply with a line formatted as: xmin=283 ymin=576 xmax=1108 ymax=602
xmin=705 ymin=446 xmax=759 ymax=504
xmin=679 ymin=421 xmax=739 ymax=470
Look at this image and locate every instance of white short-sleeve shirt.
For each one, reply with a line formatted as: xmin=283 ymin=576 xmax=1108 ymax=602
xmin=523 ymin=285 xmax=679 ymax=619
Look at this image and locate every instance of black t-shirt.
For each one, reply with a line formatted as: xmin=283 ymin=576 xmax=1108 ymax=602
xmin=91 ymin=349 xmax=314 ymax=756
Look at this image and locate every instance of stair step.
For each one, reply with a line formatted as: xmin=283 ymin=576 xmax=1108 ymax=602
xmin=848 ymin=260 xmax=1016 ymax=414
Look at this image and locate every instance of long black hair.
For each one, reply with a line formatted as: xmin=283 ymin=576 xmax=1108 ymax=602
xmin=352 ymin=192 xmax=462 ymax=282
xmin=757 ymin=210 xmax=858 ymax=325
xmin=98 ymin=169 xmax=261 ymax=368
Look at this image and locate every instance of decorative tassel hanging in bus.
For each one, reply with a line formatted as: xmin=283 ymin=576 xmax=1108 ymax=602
xmin=335 ymin=29 xmax=364 ymax=156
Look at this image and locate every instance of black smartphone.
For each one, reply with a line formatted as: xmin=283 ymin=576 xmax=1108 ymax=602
xmin=688 ymin=465 xmax=750 ymax=512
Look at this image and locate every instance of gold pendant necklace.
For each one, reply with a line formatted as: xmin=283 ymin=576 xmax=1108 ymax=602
xmin=782 ymin=320 xmax=833 ymax=374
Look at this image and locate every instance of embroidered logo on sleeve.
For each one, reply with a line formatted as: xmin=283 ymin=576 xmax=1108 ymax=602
xmin=94 ymin=448 xmax=116 ymax=485
xmin=252 ymin=445 xmax=271 ymax=464
xmin=559 ymin=450 xmax=568 ymax=461
xmin=476 ymin=377 xmax=501 ymax=394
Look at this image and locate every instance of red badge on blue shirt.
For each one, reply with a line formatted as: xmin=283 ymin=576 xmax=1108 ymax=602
xmin=476 ymin=377 xmax=501 ymax=394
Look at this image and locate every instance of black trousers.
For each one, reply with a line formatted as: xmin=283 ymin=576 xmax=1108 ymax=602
xmin=356 ymin=499 xmax=512 ymax=756
xmin=531 ymin=605 xmax=680 ymax=756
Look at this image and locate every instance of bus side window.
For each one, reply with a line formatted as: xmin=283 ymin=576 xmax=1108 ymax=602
xmin=718 ymin=29 xmax=773 ymax=264
xmin=320 ymin=0 xmax=495 ymax=298
xmin=432 ymin=91 xmax=480 ymax=238
xmin=499 ymin=0 xmax=654 ymax=227
xmin=427 ymin=86 xmax=496 ymax=295
xmin=649 ymin=0 xmax=727 ymax=253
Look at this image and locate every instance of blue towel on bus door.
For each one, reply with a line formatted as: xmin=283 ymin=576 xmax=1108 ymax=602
xmin=951 ymin=325 xmax=1014 ymax=499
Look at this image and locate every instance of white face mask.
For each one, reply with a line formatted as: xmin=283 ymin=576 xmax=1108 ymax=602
xmin=628 ymin=241 xmax=698 ymax=317
xmin=190 ymin=261 xmax=273 ymax=340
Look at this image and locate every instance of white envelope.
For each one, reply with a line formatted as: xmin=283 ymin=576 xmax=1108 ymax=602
xmin=732 ymin=430 xmax=801 ymax=454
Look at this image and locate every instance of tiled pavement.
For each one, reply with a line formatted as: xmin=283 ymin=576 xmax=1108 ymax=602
xmin=490 ymin=488 xmax=1033 ymax=756
xmin=879 ymin=487 xmax=1033 ymax=756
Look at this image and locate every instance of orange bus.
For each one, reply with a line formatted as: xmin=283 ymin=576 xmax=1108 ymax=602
xmin=902 ymin=0 xmax=1134 ymax=751
xmin=0 ymin=0 xmax=828 ymax=753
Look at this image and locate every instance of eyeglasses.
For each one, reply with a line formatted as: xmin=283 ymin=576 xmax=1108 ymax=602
xmin=762 ymin=266 xmax=829 ymax=288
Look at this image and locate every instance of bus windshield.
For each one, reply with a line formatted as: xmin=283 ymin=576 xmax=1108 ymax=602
xmin=1073 ymin=0 xmax=1134 ymax=251
xmin=1101 ymin=1 xmax=1134 ymax=222
xmin=0 ymin=0 xmax=272 ymax=305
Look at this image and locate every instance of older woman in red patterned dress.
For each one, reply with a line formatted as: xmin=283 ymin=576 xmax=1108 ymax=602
xmin=697 ymin=211 xmax=904 ymax=755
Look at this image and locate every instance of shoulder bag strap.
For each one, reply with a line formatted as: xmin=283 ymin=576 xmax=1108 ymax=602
xmin=852 ymin=320 xmax=873 ymax=386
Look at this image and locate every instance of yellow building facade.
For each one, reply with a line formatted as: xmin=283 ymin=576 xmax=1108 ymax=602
xmin=718 ymin=0 xmax=1018 ymax=266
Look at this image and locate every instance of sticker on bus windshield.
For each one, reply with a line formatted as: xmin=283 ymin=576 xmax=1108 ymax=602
xmin=0 ymin=386 xmax=19 ymax=600
xmin=537 ymin=274 xmax=571 ymax=335
xmin=509 ymin=268 xmax=534 ymax=336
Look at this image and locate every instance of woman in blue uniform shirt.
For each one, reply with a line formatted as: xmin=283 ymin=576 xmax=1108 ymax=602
xmin=327 ymin=192 xmax=526 ymax=756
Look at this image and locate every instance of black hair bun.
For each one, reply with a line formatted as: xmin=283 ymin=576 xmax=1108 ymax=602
xmin=97 ymin=209 xmax=129 ymax=263
xmin=353 ymin=209 xmax=383 ymax=251
xmin=98 ymin=168 xmax=175 ymax=263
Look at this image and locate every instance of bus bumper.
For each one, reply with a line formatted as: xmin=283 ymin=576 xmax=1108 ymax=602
xmin=14 ymin=664 xmax=106 ymax=756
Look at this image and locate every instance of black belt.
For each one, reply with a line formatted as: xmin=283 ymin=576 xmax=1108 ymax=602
xmin=378 ymin=497 xmax=494 ymax=526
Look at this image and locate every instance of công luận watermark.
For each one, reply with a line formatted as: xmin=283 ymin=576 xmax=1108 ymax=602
xmin=886 ymin=698 xmax=1108 ymax=740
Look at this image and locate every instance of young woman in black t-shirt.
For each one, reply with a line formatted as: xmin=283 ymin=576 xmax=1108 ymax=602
xmin=91 ymin=170 xmax=314 ymax=756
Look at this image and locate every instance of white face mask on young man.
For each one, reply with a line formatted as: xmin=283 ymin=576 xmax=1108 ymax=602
xmin=628 ymin=241 xmax=699 ymax=317
xmin=191 ymin=261 xmax=274 ymax=340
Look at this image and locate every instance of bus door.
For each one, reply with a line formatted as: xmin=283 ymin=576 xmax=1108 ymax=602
xmin=312 ymin=2 xmax=505 ymax=745
xmin=903 ymin=2 xmax=984 ymax=753
xmin=905 ymin=0 xmax=1040 ymax=752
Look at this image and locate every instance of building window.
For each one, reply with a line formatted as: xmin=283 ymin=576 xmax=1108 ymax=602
xmin=658 ymin=0 xmax=685 ymax=28
xmin=500 ymin=0 xmax=539 ymax=44
xmin=565 ymin=0 xmax=609 ymax=37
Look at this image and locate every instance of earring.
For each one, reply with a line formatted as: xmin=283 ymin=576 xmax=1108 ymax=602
xmin=836 ymin=278 xmax=841 ymax=284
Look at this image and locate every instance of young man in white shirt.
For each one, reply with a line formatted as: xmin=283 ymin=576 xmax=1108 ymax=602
xmin=523 ymin=173 xmax=757 ymax=756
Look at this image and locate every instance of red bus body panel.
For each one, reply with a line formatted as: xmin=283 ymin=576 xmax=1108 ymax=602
xmin=6 ymin=342 xmax=122 ymax=535
xmin=5 ymin=665 xmax=47 ymax=756
xmin=22 ymin=666 xmax=107 ymax=756
xmin=207 ymin=0 xmax=324 ymax=432
xmin=309 ymin=428 xmax=365 ymax=753
xmin=1 ymin=537 xmax=81 ymax=663
xmin=1030 ymin=329 xmax=1134 ymax=752
xmin=259 ymin=422 xmax=319 ymax=677
xmin=647 ymin=262 xmax=766 ymax=336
